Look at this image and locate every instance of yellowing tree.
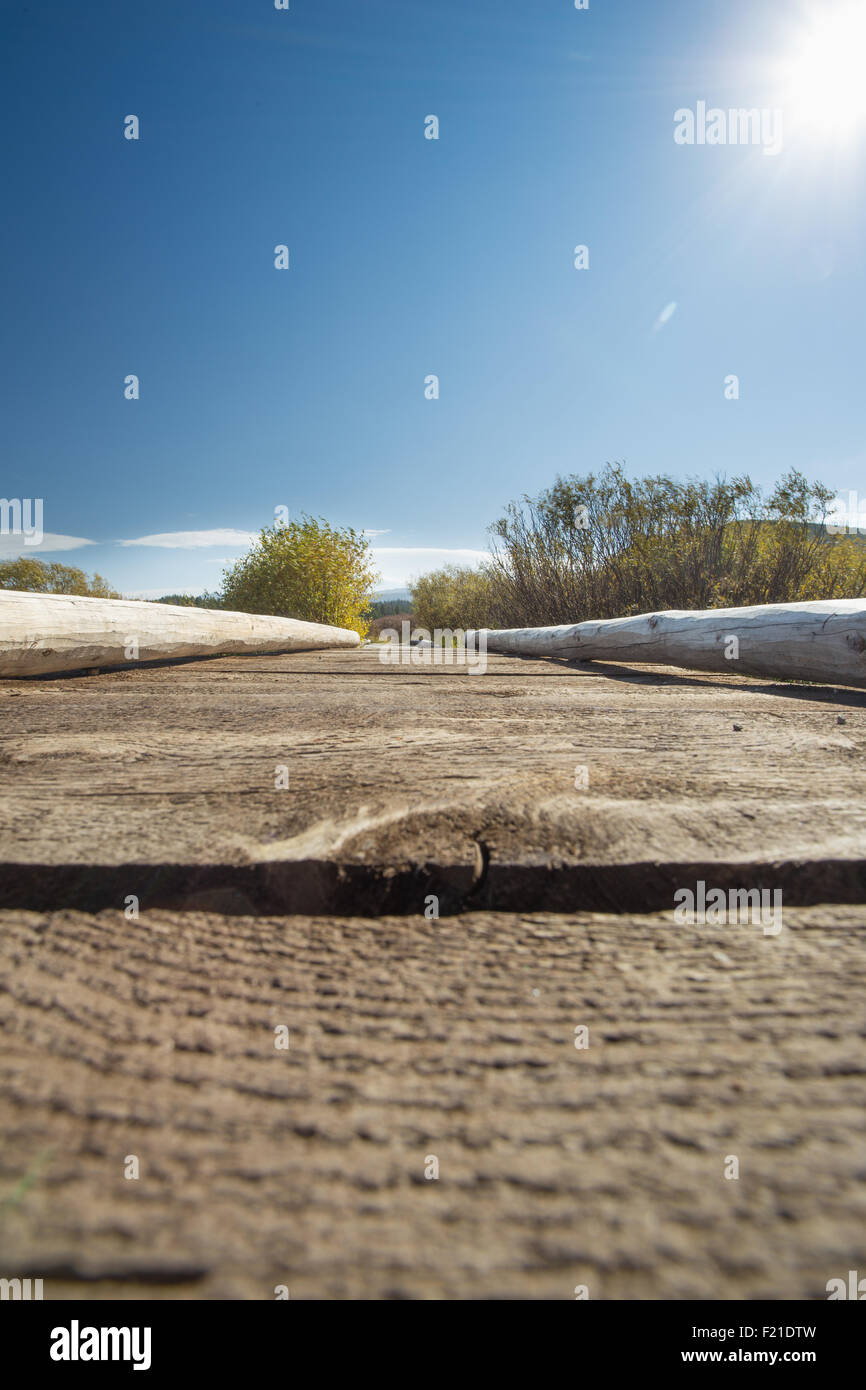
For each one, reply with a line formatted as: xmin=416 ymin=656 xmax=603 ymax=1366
xmin=220 ymin=515 xmax=377 ymax=637
xmin=0 ymin=557 xmax=120 ymax=597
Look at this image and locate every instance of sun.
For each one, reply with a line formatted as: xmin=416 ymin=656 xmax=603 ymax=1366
xmin=782 ymin=4 xmax=866 ymax=139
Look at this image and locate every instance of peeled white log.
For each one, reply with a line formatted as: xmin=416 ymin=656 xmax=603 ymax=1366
xmin=466 ymin=600 xmax=866 ymax=687
xmin=0 ymin=590 xmax=359 ymax=677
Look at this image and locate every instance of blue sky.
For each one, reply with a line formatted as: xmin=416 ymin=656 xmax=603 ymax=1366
xmin=2 ymin=0 xmax=864 ymax=595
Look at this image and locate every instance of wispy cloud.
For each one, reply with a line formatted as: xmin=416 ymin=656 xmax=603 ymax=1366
xmin=0 ymin=532 xmax=94 ymax=558
xmin=652 ymin=301 xmax=678 ymax=333
xmin=118 ymin=528 xmax=255 ymax=549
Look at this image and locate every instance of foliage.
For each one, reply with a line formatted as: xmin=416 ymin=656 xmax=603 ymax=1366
xmin=152 ymin=592 xmax=223 ymax=608
xmin=410 ymin=564 xmax=500 ymax=632
xmin=366 ymin=611 xmax=414 ymax=640
xmin=482 ymin=465 xmax=866 ymax=627
xmin=220 ymin=515 xmax=377 ymax=637
xmin=408 ymin=466 xmax=866 ymax=630
xmin=0 ymin=557 xmax=120 ymax=598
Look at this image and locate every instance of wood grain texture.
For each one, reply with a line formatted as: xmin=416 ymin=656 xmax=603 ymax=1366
xmin=468 ymin=600 xmax=866 ymax=688
xmin=1 ymin=904 xmax=864 ymax=1299
xmin=0 ymin=591 xmax=359 ymax=677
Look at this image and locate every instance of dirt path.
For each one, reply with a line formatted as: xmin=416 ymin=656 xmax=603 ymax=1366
xmin=1 ymin=649 xmax=865 ymax=1298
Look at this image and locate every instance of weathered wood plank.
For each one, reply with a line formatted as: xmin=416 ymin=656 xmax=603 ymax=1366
xmin=0 ymin=590 xmax=359 ymax=677
xmin=1 ymin=649 xmax=865 ymax=906
xmin=1 ymin=651 xmax=865 ymax=1299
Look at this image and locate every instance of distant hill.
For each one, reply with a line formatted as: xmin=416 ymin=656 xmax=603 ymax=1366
xmin=367 ymin=595 xmax=414 ymax=621
xmin=373 ymin=587 xmax=413 ymax=604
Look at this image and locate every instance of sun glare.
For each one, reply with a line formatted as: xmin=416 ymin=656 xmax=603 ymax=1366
xmin=782 ymin=4 xmax=866 ymax=138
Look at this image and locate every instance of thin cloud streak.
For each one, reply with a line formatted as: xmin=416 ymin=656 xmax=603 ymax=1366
xmin=118 ymin=529 xmax=256 ymax=549
xmin=0 ymin=533 xmax=94 ymax=558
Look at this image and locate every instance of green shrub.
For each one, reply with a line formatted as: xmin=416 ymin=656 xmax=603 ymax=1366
xmin=152 ymin=592 xmax=223 ymax=609
xmin=220 ymin=515 xmax=377 ymax=637
xmin=410 ymin=564 xmax=500 ymax=632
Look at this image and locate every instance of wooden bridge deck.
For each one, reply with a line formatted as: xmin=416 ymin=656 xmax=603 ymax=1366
xmin=1 ymin=648 xmax=864 ymax=1298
